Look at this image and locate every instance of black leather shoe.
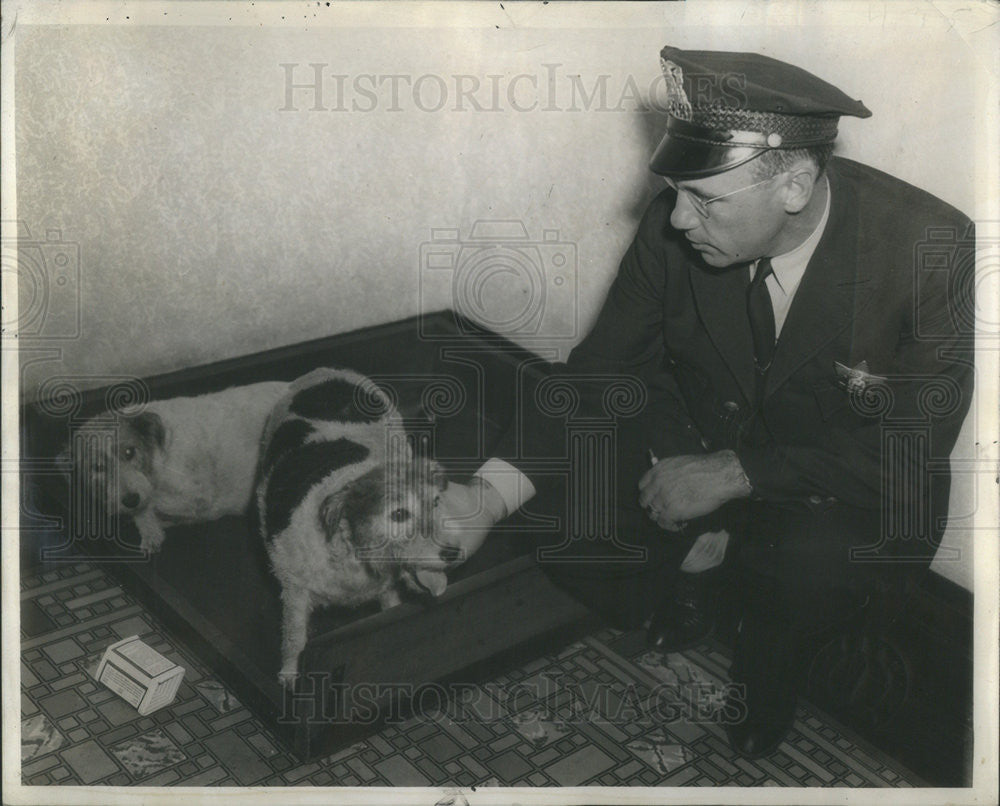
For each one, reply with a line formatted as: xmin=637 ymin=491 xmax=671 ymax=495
xmin=723 ymin=686 xmax=796 ymax=759
xmin=646 ymin=571 xmax=717 ymax=651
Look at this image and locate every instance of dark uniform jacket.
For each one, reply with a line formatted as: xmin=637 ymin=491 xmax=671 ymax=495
xmin=511 ymin=157 xmax=974 ymax=561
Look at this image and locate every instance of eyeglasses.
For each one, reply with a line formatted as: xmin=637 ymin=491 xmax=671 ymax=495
xmin=663 ymin=174 xmax=778 ymax=219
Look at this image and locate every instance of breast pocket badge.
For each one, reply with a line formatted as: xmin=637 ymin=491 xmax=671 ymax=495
xmin=833 ymin=360 xmax=886 ymax=394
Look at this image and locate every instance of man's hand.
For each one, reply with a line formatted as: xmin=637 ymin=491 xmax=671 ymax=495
xmin=638 ymin=450 xmax=752 ymax=531
xmin=434 ymin=476 xmax=507 ymax=563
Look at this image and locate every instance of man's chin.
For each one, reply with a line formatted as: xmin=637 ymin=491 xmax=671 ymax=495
xmin=687 ymin=239 xmax=741 ymax=268
xmin=696 ymin=250 xmax=737 ymax=268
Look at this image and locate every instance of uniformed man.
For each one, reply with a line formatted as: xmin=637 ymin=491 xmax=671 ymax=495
xmin=438 ymin=46 xmax=974 ymax=758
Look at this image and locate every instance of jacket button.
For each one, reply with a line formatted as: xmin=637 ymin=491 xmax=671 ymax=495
xmin=723 ymin=401 xmax=739 ymax=412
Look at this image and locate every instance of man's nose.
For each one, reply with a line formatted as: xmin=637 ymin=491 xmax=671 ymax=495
xmin=669 ymin=193 xmax=700 ymax=231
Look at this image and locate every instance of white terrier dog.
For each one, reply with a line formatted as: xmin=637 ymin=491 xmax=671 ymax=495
xmin=71 ymin=382 xmax=289 ymax=552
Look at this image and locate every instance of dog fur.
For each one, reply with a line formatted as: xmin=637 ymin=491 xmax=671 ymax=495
xmin=71 ymin=382 xmax=289 ymax=552
xmin=255 ymin=367 xmax=474 ymax=685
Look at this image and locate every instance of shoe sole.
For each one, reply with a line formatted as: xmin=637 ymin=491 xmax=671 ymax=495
xmin=645 ymin=623 xmax=716 ymax=654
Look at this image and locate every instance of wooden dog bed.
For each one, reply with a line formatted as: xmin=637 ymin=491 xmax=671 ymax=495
xmin=22 ymin=311 xmax=594 ymax=760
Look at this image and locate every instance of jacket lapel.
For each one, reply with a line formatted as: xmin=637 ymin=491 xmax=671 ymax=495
xmin=765 ymin=163 xmax=876 ymax=397
xmin=689 ymin=261 xmax=757 ymax=403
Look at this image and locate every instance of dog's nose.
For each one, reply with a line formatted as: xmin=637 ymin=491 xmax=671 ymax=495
xmin=121 ymin=492 xmax=141 ymax=510
xmin=439 ymin=545 xmax=461 ymax=564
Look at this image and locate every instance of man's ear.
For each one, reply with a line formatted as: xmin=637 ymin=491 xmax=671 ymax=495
xmin=125 ymin=411 xmax=166 ymax=449
xmin=781 ymin=161 xmax=819 ymax=214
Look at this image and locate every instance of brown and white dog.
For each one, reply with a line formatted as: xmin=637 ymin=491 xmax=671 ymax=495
xmin=256 ymin=367 xmax=478 ymax=686
xmin=71 ymin=382 xmax=289 ymax=552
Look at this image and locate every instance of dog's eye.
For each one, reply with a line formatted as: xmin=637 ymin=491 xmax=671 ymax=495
xmin=122 ymin=446 xmax=136 ymax=461
xmin=389 ymin=508 xmax=411 ymax=523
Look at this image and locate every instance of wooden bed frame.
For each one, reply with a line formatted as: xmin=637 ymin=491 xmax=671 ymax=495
xmin=21 ymin=311 xmax=595 ymax=759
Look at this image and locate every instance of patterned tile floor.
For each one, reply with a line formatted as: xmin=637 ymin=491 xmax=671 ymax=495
xmin=20 ymin=560 xmax=926 ymax=788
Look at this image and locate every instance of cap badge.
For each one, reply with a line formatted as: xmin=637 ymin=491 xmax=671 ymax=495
xmin=660 ymin=58 xmax=692 ymax=121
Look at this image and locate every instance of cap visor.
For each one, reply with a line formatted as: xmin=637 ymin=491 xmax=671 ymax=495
xmin=649 ymin=133 xmax=766 ymax=178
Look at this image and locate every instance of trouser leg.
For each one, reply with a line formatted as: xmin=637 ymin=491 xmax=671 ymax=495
xmin=731 ymin=502 xmax=891 ymax=714
xmin=530 ymin=391 xmax=723 ymax=630
xmin=534 ymin=505 xmax=702 ymax=630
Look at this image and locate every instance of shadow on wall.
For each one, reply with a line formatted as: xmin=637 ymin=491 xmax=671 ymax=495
xmin=631 ymin=106 xmax=673 ymax=219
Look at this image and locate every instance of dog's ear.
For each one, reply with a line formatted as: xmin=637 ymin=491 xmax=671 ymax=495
xmin=125 ymin=411 xmax=165 ymax=449
xmin=55 ymin=443 xmax=72 ymax=467
xmin=410 ymin=432 xmax=432 ymax=459
xmin=409 ymin=457 xmax=448 ymax=494
xmin=341 ymin=468 xmax=385 ymax=541
xmin=319 ymin=489 xmax=350 ymax=544
xmin=56 ymin=434 xmax=100 ymax=473
xmin=319 ymin=469 xmax=382 ymax=547
xmin=432 ymin=464 xmax=448 ymax=493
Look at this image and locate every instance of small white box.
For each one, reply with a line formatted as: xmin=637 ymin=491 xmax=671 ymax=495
xmin=95 ymin=636 xmax=185 ymax=715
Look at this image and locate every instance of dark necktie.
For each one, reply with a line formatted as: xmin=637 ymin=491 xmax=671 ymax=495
xmin=747 ymin=257 xmax=776 ymax=385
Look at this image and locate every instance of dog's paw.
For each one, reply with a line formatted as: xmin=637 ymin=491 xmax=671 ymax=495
xmin=135 ymin=515 xmax=167 ymax=554
xmin=278 ymin=669 xmax=299 ymax=689
xmin=378 ymin=588 xmax=403 ymax=610
xmin=140 ymin=536 xmax=166 ymax=554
